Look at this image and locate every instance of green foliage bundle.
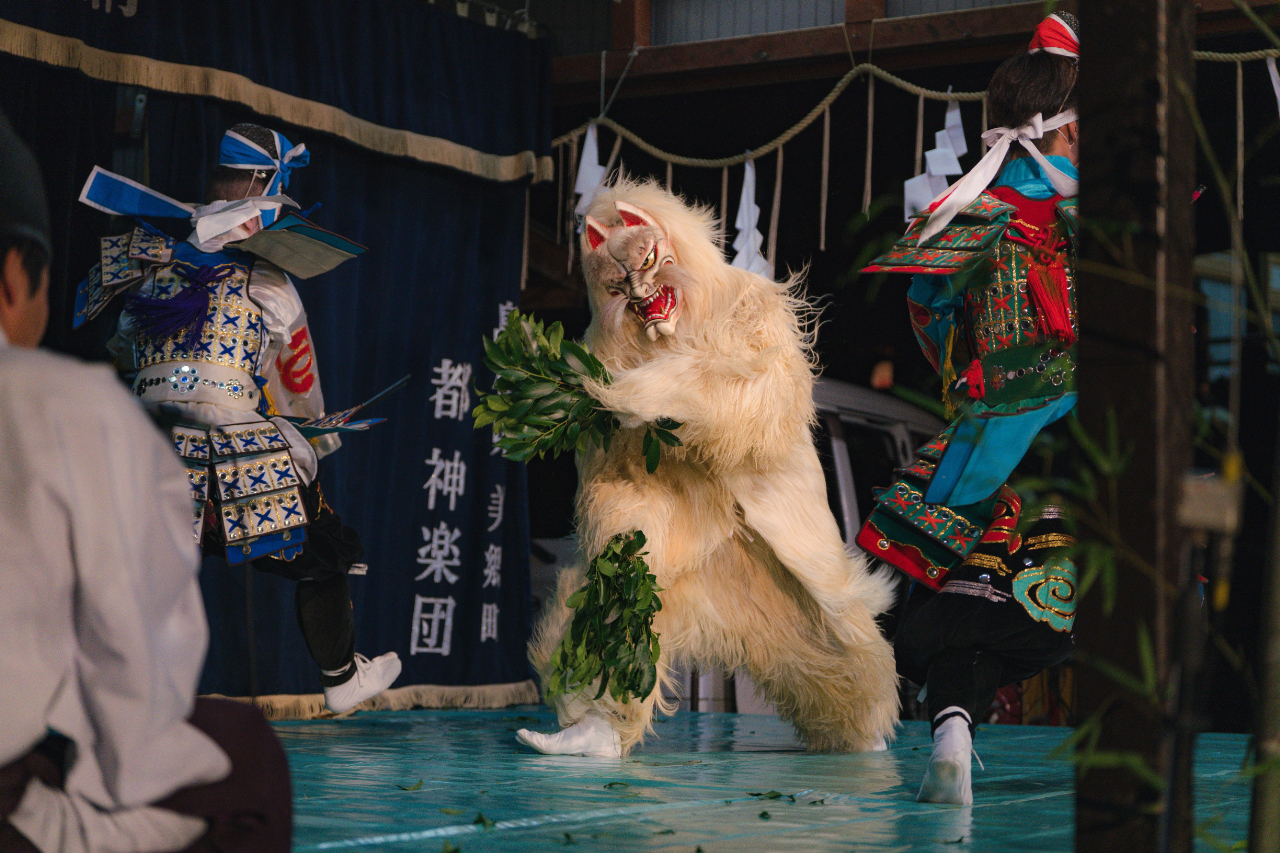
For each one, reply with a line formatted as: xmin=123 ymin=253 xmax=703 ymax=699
xmin=545 ymin=531 xmax=663 ymax=705
xmin=473 ymin=310 xmax=619 ymax=462
xmin=473 ymin=310 xmax=682 ymax=471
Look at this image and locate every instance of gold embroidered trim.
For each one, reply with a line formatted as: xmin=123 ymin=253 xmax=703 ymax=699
xmin=1034 ymin=505 xmax=1068 ymax=520
xmin=962 ymin=552 xmax=1009 ymax=575
xmin=0 ymin=19 xmax=553 ymax=184
xmin=1027 ymin=533 xmax=1076 ymax=550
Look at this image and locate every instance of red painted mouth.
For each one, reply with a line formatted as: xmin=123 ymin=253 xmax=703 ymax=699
xmin=629 ymin=283 xmax=678 ymax=329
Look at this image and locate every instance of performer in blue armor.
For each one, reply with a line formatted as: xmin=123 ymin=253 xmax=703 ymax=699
xmin=76 ymin=123 xmax=400 ymax=714
xmin=857 ymin=14 xmax=1082 ymax=804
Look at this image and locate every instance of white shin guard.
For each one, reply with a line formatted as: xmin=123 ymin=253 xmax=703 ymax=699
xmin=917 ymin=706 xmax=974 ymax=806
xmin=515 ymin=715 xmax=622 ymax=758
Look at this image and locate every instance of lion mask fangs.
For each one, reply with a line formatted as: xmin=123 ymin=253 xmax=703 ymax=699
xmin=584 ymin=201 xmax=681 ymax=341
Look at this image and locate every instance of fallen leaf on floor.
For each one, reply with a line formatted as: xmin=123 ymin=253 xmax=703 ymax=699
xmin=473 ymin=812 xmax=495 ymax=830
xmin=440 ymin=808 xmax=464 ymax=816
xmin=441 ymin=843 xmax=460 ymax=853
xmin=396 ymin=780 xmax=424 ymax=791
xmin=653 ymin=829 xmax=675 ymax=835
xmin=562 ymin=831 xmax=575 ymax=845
xmin=759 ymin=810 xmax=771 ymax=820
xmin=604 ymin=781 xmax=629 ymax=789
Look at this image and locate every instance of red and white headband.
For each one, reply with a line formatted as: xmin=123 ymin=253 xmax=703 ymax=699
xmin=1028 ymin=13 xmax=1079 ymax=59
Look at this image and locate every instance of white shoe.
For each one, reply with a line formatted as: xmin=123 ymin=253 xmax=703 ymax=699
xmin=323 ymin=652 xmax=402 ymax=713
xmin=515 ymin=715 xmax=622 ymax=758
xmin=917 ymin=707 xmax=974 ymax=805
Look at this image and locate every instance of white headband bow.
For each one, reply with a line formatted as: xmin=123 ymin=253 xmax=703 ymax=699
xmin=917 ymin=108 xmax=1078 ymax=244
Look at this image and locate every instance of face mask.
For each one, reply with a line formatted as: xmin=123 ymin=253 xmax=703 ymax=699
xmin=190 ymin=194 xmax=297 ymax=245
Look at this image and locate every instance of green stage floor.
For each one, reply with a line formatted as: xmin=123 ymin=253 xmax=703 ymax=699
xmin=277 ymin=707 xmax=1252 ymax=852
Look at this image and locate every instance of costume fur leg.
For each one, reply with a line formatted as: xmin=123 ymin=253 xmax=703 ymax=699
xmin=528 ymin=559 xmax=677 ymax=755
xmin=522 ymin=178 xmax=900 ymax=757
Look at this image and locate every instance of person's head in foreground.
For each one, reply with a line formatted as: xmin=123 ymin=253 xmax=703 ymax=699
xmin=0 ymin=111 xmax=50 ymax=348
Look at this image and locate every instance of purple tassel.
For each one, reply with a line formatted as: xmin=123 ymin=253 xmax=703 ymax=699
xmin=126 ymin=264 xmax=233 ymax=351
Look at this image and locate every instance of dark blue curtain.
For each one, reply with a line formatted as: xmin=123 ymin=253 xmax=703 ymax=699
xmin=1 ymin=0 xmax=549 ymax=696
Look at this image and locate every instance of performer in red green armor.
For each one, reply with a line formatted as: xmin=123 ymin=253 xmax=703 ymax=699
xmin=855 ymin=13 xmax=1082 ymax=805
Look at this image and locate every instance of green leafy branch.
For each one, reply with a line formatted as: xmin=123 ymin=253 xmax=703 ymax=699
xmin=473 ymin=310 xmax=619 ymax=461
xmin=546 ymin=531 xmax=663 ymax=705
xmin=473 ymin=310 xmax=683 ymax=470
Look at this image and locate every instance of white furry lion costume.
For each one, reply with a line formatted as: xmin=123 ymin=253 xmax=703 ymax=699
xmin=517 ymin=178 xmax=898 ymax=757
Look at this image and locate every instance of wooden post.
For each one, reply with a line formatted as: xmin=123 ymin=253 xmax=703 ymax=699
xmin=611 ymin=0 xmax=651 ymax=51
xmin=1075 ymin=1 xmax=1196 ymax=851
xmin=1252 ymin=419 xmax=1280 ymax=852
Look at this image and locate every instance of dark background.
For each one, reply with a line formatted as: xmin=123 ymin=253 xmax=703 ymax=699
xmin=2 ymin=0 xmax=552 ymax=695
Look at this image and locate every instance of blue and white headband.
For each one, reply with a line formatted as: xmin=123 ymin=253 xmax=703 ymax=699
xmin=79 ymin=127 xmax=309 ymax=237
xmin=218 ymin=128 xmax=309 ymax=196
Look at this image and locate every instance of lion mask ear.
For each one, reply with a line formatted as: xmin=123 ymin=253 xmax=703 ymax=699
xmin=584 ymin=216 xmax=611 ymax=251
xmin=614 ymin=200 xmax=657 ymax=229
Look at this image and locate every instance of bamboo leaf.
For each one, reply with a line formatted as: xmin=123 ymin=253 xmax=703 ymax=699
xmin=1137 ymin=622 xmax=1157 ymax=696
xmin=1076 ymin=750 xmax=1166 ymax=792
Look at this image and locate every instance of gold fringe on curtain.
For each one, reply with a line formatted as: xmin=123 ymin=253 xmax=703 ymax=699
xmin=207 ymin=680 xmax=541 ymax=722
xmin=0 ymin=18 xmax=553 ymax=183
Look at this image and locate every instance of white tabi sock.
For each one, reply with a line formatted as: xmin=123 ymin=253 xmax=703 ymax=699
xmin=515 ymin=715 xmax=622 ymax=758
xmin=917 ymin=706 xmax=974 ymax=806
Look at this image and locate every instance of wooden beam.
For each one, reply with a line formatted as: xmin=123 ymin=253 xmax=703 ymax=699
xmin=611 ymin=0 xmax=651 ymax=51
xmin=845 ymin=0 xmax=886 ymax=22
xmin=553 ymin=0 xmax=1276 ymax=104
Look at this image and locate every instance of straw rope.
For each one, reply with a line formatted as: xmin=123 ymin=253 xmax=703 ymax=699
xmin=1196 ymin=48 xmax=1280 ymax=61
xmin=552 ymin=63 xmax=985 ymax=167
xmin=553 ymin=50 xmax=1280 ymax=171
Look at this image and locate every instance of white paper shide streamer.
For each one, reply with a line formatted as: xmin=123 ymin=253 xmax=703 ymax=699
xmin=903 ymin=92 xmax=971 ymax=222
xmin=573 ymin=124 xmax=608 ymax=232
xmin=1267 ymin=57 xmax=1280 ymax=118
xmin=731 ymin=160 xmax=772 ymax=279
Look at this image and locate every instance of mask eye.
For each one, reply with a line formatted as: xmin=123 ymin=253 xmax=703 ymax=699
xmin=639 ymin=246 xmax=657 ymax=270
